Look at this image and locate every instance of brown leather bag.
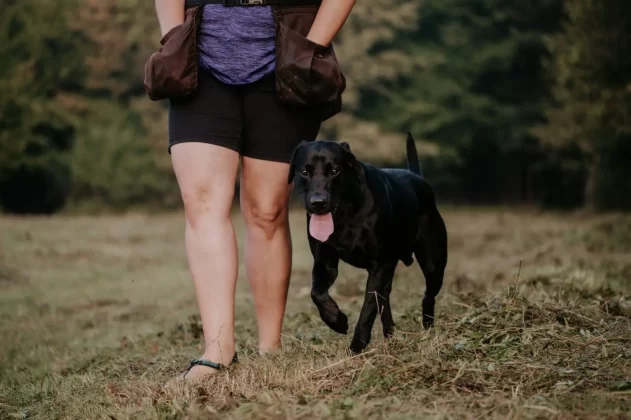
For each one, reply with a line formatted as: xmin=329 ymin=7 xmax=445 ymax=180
xmin=273 ymin=5 xmax=345 ymax=121
xmin=143 ymin=3 xmax=345 ymax=121
xmin=144 ymin=6 xmax=203 ymax=101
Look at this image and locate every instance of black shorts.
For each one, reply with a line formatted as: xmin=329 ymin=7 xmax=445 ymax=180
xmin=168 ymin=69 xmax=322 ymax=163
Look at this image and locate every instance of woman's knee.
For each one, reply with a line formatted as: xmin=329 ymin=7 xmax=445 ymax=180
xmin=180 ymin=184 xmax=233 ymax=229
xmin=242 ymin=196 xmax=289 ymax=238
xmin=171 ymin=144 xmax=239 ymax=230
xmin=239 ymin=156 xmax=292 ymax=238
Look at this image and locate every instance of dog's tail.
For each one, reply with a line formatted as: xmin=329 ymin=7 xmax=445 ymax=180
xmin=406 ymin=132 xmax=422 ymax=176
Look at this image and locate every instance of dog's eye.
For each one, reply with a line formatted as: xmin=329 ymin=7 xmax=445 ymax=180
xmin=299 ymin=170 xmax=309 ymax=178
xmin=331 ymin=168 xmax=340 ymax=176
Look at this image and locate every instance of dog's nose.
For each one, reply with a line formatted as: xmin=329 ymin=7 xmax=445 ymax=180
xmin=310 ymin=195 xmax=329 ymax=211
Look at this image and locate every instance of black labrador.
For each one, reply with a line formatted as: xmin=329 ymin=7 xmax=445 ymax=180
xmin=288 ymin=133 xmax=448 ymax=354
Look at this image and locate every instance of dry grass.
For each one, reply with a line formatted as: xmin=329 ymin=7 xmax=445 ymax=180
xmin=0 ymin=208 xmax=630 ymax=419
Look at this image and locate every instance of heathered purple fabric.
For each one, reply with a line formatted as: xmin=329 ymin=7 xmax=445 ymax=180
xmin=197 ymin=5 xmax=277 ymax=85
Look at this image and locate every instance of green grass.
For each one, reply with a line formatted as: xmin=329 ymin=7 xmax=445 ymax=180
xmin=1 ymin=209 xmax=630 ymax=419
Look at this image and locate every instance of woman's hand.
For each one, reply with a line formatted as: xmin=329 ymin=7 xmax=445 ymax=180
xmin=307 ymin=0 xmax=356 ymax=47
xmin=155 ymin=0 xmax=185 ymax=37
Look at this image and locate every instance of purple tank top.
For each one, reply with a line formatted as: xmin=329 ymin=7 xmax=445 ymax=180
xmin=197 ymin=5 xmax=277 ymax=85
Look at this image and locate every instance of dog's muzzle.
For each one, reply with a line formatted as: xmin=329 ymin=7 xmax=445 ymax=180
xmin=309 ymin=194 xmax=329 ymax=213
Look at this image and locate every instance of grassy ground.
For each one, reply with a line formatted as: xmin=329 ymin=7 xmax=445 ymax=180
xmin=1 ymin=208 xmax=630 ymax=419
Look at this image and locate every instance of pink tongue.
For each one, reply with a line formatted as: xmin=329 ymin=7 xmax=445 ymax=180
xmin=309 ymin=213 xmax=334 ymax=242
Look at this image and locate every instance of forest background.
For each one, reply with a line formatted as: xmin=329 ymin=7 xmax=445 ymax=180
xmin=1 ymin=0 xmax=630 ymax=214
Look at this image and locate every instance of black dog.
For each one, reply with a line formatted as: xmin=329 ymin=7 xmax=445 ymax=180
xmin=288 ymin=133 xmax=448 ymax=354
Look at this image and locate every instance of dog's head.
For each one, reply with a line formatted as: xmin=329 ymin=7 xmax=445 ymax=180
xmin=288 ymin=140 xmax=362 ymax=215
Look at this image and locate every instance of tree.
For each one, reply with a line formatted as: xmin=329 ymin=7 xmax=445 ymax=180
xmin=65 ymin=0 xmax=180 ymax=210
xmin=319 ymin=0 xmax=440 ymax=164
xmin=536 ymin=0 xmax=631 ymax=210
xmin=338 ymin=0 xmax=565 ymax=203
xmin=0 ymin=0 xmax=84 ymax=213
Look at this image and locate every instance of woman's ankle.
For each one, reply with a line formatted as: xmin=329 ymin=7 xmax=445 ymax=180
xmin=201 ymin=343 xmax=236 ymax=365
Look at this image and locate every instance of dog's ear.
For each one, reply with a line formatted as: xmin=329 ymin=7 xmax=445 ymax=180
xmin=345 ymin=147 xmax=357 ymax=169
xmin=338 ymin=141 xmax=354 ymax=169
xmin=341 ymin=144 xmax=363 ymax=183
xmin=287 ymin=141 xmax=308 ymax=184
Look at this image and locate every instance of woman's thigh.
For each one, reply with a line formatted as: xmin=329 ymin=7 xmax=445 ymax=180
xmin=168 ymin=70 xmax=244 ymax=218
xmin=171 ymin=142 xmax=240 ymax=222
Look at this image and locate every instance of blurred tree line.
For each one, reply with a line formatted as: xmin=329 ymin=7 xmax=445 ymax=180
xmin=1 ymin=0 xmax=630 ymax=214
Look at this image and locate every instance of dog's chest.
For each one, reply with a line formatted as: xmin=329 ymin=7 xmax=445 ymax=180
xmin=328 ymin=216 xmax=401 ymax=268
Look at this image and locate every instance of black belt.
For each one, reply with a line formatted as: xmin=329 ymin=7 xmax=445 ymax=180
xmin=185 ymin=0 xmax=321 ymax=6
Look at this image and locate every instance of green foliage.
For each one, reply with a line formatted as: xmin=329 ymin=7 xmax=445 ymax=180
xmin=319 ymin=0 xmax=433 ymax=164
xmin=69 ymin=101 xmax=179 ymax=210
xmin=0 ymin=0 xmax=82 ymax=213
xmin=0 ymin=0 xmax=177 ymax=214
xmin=0 ymin=0 xmax=629 ymax=212
xmin=65 ymin=0 xmax=179 ymax=211
xmin=0 ymin=150 xmax=72 ymax=214
xmin=530 ymin=142 xmax=587 ymax=209
xmin=348 ymin=0 xmax=566 ymax=203
xmin=592 ymin=133 xmax=631 ymax=210
xmin=538 ymin=0 xmax=631 ymax=210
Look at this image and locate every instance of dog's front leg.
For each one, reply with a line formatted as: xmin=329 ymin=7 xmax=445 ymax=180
xmin=310 ymin=245 xmax=348 ymax=334
xmin=350 ymin=261 xmax=398 ymax=354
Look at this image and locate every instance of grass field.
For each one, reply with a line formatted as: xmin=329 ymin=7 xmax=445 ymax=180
xmin=1 ymin=208 xmax=630 ymax=419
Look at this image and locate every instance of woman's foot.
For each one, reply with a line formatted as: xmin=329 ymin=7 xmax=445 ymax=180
xmin=181 ymin=352 xmax=238 ymax=382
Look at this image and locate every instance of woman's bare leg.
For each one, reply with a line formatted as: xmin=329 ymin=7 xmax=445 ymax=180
xmin=171 ymin=142 xmax=240 ymax=380
xmin=239 ymin=157 xmax=293 ymax=354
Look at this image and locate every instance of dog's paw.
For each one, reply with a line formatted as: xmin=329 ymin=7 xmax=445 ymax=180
xmin=422 ymin=315 xmax=435 ymax=330
xmin=349 ymin=337 xmax=368 ymax=355
xmin=328 ymin=312 xmax=348 ymax=335
xmin=383 ymin=326 xmax=396 ymax=339
xmin=348 ymin=347 xmax=361 ymax=356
